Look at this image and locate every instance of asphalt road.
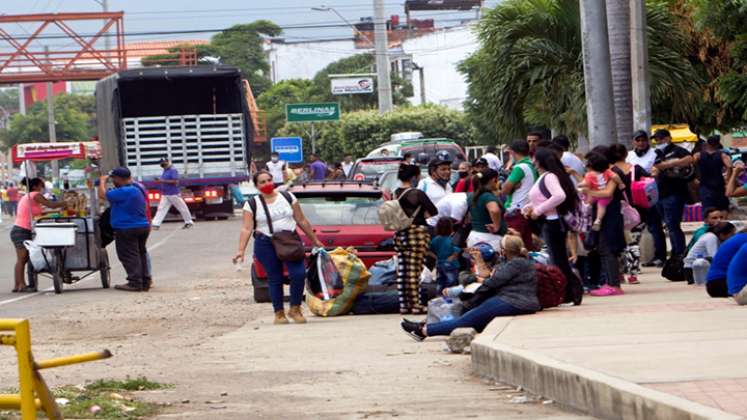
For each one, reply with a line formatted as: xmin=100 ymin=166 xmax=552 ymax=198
xmin=0 ymin=217 xmax=589 ymax=419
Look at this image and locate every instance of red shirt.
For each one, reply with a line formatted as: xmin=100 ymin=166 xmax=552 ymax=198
xmin=6 ymin=187 xmax=19 ymax=202
xmin=454 ymin=177 xmax=475 ymax=193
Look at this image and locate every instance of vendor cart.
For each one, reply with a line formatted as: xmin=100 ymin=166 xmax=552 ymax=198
xmin=12 ymin=142 xmax=110 ymax=294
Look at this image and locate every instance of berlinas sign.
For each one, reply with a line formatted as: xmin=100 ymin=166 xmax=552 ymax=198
xmin=286 ymin=103 xmax=340 ymax=123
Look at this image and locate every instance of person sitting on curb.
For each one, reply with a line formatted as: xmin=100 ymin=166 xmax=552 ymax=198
xmin=684 ymin=222 xmax=736 ymax=285
xmin=400 ymin=235 xmax=539 ymax=341
xmin=686 ymin=207 xmax=725 ymax=254
xmin=727 ymin=241 xmax=747 ymax=305
xmin=706 ymin=229 xmax=747 ymax=298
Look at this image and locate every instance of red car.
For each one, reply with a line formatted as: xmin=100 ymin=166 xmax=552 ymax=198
xmin=251 ymin=182 xmax=394 ymax=303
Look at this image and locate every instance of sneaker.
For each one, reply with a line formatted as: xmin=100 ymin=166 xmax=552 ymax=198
xmin=589 ymin=285 xmax=624 ymax=296
xmin=642 ymin=259 xmax=664 ymax=268
xmin=182 ymin=223 xmax=194 ymax=230
xmin=627 ymin=275 xmax=640 ymax=285
xmin=114 ymin=283 xmax=144 ymax=292
xmin=400 ymin=320 xmax=426 ymax=342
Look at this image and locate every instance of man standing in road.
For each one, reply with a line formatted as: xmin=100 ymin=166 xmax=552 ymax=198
xmin=653 ymin=128 xmax=694 ymax=258
xmin=266 ymin=152 xmax=287 ymax=187
xmin=342 ymin=154 xmax=354 ymax=178
xmin=152 ymin=158 xmax=194 ymax=230
xmin=309 ymin=153 xmax=328 ymax=181
xmin=482 ymin=146 xmax=502 ymax=171
xmin=98 ymin=168 xmax=151 ymax=292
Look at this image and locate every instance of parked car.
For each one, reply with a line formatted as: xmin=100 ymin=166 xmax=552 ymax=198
xmin=378 ymin=169 xmax=460 ymax=200
xmin=250 ymin=181 xmax=395 ymax=302
xmin=367 ymin=138 xmax=466 ymax=168
xmin=348 ymin=157 xmax=404 ymax=182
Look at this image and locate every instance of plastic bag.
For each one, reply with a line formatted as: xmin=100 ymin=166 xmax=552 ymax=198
xmin=426 ymin=297 xmax=463 ymax=324
xmin=306 ymin=249 xmax=343 ymax=301
xmin=307 ymin=247 xmax=371 ymax=317
xmin=24 ymin=240 xmax=51 ymax=271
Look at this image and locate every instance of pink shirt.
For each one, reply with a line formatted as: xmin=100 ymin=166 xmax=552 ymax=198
xmin=525 ymin=172 xmax=566 ymax=220
xmin=14 ymin=192 xmax=42 ymax=230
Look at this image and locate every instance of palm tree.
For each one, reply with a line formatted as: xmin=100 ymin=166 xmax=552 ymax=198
xmin=606 ymin=0 xmax=634 ymax=146
xmin=460 ymin=0 xmax=702 ymax=146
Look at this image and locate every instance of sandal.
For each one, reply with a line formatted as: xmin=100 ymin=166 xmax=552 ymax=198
xmin=18 ymin=286 xmax=36 ymax=293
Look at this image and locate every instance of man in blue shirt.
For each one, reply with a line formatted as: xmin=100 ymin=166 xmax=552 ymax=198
xmin=98 ymin=167 xmax=151 ymax=292
xmin=309 ymin=153 xmax=328 ymax=181
xmin=152 ymin=158 xmax=194 ymax=230
xmin=706 ymin=232 xmax=747 ymax=298
xmin=728 ymin=242 xmax=747 ymax=304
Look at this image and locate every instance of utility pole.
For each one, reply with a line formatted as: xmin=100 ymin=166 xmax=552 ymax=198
xmin=374 ymin=0 xmax=393 ymax=113
xmin=579 ymin=0 xmax=618 ymax=148
xmin=18 ymin=84 xmax=25 ymax=115
xmin=630 ymin=0 xmax=652 ymax=134
xmin=44 ymin=46 xmax=59 ymax=180
xmin=412 ymin=63 xmax=426 ymax=105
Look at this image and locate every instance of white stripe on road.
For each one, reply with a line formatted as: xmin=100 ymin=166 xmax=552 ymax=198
xmin=0 ymin=228 xmax=180 ymax=307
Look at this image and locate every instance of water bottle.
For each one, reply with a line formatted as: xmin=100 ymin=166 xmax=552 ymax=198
xmin=692 ymin=253 xmax=709 ymax=286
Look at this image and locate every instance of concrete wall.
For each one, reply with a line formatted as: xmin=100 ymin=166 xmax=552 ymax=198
xmin=266 ymin=38 xmax=369 ymax=82
xmin=402 ymin=24 xmax=477 ymax=110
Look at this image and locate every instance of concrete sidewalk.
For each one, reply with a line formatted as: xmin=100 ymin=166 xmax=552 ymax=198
xmin=472 ymin=267 xmax=747 ymax=419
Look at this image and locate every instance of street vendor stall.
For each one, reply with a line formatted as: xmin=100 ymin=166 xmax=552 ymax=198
xmin=11 ymin=142 xmax=110 ymax=294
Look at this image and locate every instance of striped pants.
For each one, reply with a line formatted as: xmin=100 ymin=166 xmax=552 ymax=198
xmin=393 ymin=225 xmax=430 ymax=314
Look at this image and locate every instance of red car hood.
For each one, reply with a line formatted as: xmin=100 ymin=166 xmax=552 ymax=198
xmin=300 ymin=224 xmax=392 ymax=251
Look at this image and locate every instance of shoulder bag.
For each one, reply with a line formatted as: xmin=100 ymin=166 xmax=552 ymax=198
xmin=258 ymin=194 xmax=306 ymax=262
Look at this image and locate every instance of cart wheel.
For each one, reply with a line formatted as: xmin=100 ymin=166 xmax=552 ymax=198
xmin=100 ymin=251 xmax=111 ymax=289
xmin=52 ymin=250 xmax=64 ymax=294
xmin=25 ymin=263 xmax=38 ymax=291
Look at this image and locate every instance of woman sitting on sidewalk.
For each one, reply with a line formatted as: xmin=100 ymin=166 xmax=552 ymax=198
xmin=706 ymin=230 xmax=747 ymax=298
xmin=400 ymin=235 xmax=540 ymax=341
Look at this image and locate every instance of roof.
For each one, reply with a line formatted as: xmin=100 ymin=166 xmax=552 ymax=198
xmin=651 ymin=124 xmax=698 ymax=143
xmin=125 ymin=40 xmax=209 ymax=59
xmin=289 ymin=181 xmax=382 ymax=195
xmin=112 ymin=65 xmax=242 ymax=82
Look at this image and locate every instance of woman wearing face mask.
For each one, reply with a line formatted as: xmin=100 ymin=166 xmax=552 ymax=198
xmin=234 ymin=170 xmax=324 ymax=324
xmin=10 ymin=177 xmax=69 ymax=292
xmin=393 ymin=164 xmax=438 ymax=314
xmin=453 ymin=161 xmax=471 ymax=189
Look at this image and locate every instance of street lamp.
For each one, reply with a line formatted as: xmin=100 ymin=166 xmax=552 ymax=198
xmin=311 ymin=5 xmax=375 ymax=47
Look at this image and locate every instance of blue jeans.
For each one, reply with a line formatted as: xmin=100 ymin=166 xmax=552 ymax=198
xmin=253 ymin=234 xmax=306 ymax=312
xmin=658 ymin=195 xmax=686 ymax=257
xmin=436 ymin=263 xmax=459 ymax=292
xmin=646 ymin=207 xmax=668 ymax=262
xmin=427 ymin=296 xmax=533 ymax=337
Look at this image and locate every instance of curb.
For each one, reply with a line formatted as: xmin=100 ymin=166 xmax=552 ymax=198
xmin=471 ymin=331 xmax=742 ymax=420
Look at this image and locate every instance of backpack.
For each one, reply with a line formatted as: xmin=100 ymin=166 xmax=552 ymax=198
xmin=662 ymin=255 xmax=686 ymax=282
xmin=538 ymin=175 xmax=591 ymax=233
xmin=630 ymin=165 xmax=658 ymax=209
xmin=378 ymin=188 xmax=420 ymax=232
xmin=247 ymin=191 xmax=293 ymax=231
xmin=535 ymin=263 xmax=567 ymax=309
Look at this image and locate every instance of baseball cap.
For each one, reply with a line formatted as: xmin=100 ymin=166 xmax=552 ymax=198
xmin=653 ymin=129 xmax=671 ymax=140
xmin=159 ymin=157 xmax=170 ymax=164
xmin=109 ymin=167 xmax=131 ymax=178
xmin=428 ymin=155 xmax=452 ymax=168
xmin=472 ymin=157 xmax=488 ymax=167
xmin=632 ymin=130 xmax=649 ymax=141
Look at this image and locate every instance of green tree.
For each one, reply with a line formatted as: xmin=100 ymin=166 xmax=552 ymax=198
xmin=275 ymin=105 xmax=474 ymax=162
xmin=257 ymin=79 xmax=318 ymax=139
xmin=0 ymin=94 xmax=91 ymax=148
xmin=459 ymin=0 xmax=702 ymax=145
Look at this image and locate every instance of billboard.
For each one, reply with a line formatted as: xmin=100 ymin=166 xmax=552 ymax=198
xmin=331 ymin=77 xmax=375 ymax=95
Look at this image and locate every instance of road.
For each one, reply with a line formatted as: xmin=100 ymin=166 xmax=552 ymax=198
xmin=0 ymin=218 xmax=589 ymax=419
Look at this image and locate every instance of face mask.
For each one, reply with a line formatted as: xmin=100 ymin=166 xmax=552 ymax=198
xmin=458 ymin=171 xmax=469 ymax=179
xmin=436 ymin=178 xmax=449 ymax=188
xmin=271 ymin=157 xmax=279 ymax=163
xmin=259 ymin=183 xmax=275 ymax=195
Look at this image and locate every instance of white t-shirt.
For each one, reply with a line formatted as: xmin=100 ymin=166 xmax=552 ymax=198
xmin=266 ymin=160 xmax=287 ymax=184
xmin=684 ymin=232 xmax=719 ymax=268
xmin=418 ymin=177 xmax=453 ymax=226
xmin=561 ymin=151 xmax=586 ymax=182
xmin=626 ymin=148 xmax=657 ymax=173
xmin=428 ymin=193 xmax=469 ymax=226
xmin=483 ymin=152 xmax=502 ymax=171
xmin=342 ymin=162 xmax=354 ymax=177
xmin=243 ymin=192 xmax=297 ymax=237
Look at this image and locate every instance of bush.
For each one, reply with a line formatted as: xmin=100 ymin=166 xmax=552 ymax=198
xmin=275 ymin=105 xmax=475 ymax=163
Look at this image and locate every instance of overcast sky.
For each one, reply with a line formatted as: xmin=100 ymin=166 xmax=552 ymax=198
xmin=2 ymin=0 xmax=500 ymax=50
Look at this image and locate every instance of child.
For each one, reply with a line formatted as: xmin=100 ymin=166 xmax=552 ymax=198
xmin=430 ymin=218 xmax=461 ymax=292
xmin=579 ymin=153 xmax=617 ymax=231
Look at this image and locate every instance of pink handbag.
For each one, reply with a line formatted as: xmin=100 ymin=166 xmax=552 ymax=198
xmin=630 ymin=165 xmax=659 ymax=209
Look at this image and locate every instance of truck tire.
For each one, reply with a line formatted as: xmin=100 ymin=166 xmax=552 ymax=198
xmin=251 ymin=266 xmax=271 ymax=303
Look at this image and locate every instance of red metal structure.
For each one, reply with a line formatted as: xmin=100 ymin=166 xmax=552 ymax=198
xmin=0 ymin=12 xmax=126 ymax=84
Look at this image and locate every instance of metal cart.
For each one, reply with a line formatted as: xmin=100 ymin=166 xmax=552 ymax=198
xmin=12 ymin=142 xmax=110 ymax=294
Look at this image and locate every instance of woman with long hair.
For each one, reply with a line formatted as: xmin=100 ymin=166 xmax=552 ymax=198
xmin=9 ymin=178 xmax=69 ymax=292
xmin=393 ymin=163 xmax=438 ymax=314
xmin=234 ymin=170 xmax=324 ymax=324
xmin=523 ymin=147 xmax=583 ymax=305
xmin=467 ymin=168 xmax=507 ymax=251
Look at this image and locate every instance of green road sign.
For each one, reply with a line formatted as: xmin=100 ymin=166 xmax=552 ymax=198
xmin=286 ymin=102 xmax=340 ymax=122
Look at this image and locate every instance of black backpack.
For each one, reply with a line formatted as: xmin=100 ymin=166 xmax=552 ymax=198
xmin=662 ymin=255 xmax=686 ymax=282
